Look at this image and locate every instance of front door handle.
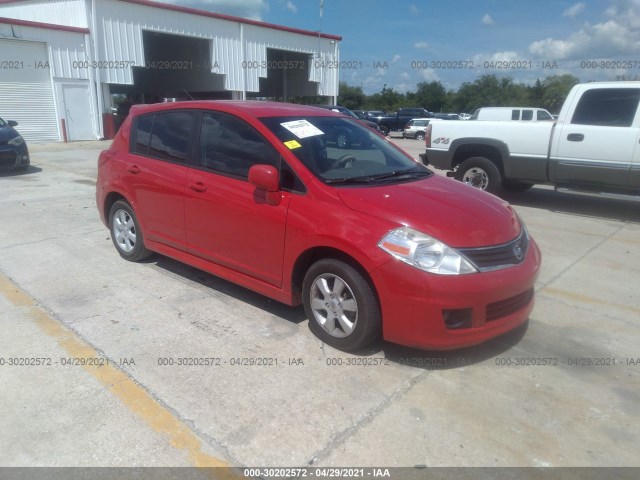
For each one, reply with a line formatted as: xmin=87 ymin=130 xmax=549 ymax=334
xmin=189 ymin=182 xmax=207 ymax=193
xmin=127 ymin=164 xmax=140 ymax=174
xmin=567 ymin=133 xmax=584 ymax=142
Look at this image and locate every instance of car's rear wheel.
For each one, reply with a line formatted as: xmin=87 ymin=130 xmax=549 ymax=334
xmin=109 ymin=200 xmax=152 ymax=261
xmin=302 ymin=259 xmax=381 ymax=352
xmin=379 ymin=125 xmax=389 ymax=136
xmin=455 ymin=157 xmax=502 ymax=195
xmin=415 ymin=132 xmax=425 ymax=141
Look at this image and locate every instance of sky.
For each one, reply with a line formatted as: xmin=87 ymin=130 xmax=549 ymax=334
xmin=153 ymin=0 xmax=640 ymax=94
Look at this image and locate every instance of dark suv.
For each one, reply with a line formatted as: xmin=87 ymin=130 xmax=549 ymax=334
xmin=0 ymin=117 xmax=30 ymax=171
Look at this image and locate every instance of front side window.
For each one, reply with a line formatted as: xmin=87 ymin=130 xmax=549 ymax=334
xmin=199 ymin=112 xmax=279 ymax=178
xmin=260 ymin=116 xmax=431 ymax=186
xmin=571 ymin=88 xmax=640 ymax=127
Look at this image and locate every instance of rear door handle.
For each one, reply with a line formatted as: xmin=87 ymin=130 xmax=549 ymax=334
xmin=189 ymin=181 xmax=207 ymax=193
xmin=127 ymin=164 xmax=140 ymax=174
xmin=567 ymin=133 xmax=584 ymax=142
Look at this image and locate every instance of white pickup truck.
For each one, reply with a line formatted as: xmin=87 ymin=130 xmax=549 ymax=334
xmin=422 ymin=82 xmax=640 ymax=198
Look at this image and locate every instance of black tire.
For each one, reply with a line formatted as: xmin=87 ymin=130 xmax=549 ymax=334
xmin=455 ymin=157 xmax=503 ymax=195
xmin=302 ymin=259 xmax=381 ymax=352
xmin=335 ymin=129 xmax=351 ymax=149
xmin=108 ymin=200 xmax=152 ymax=262
xmin=502 ymin=180 xmax=534 ymax=192
xmin=15 ymin=164 xmax=29 ymax=172
xmin=379 ymin=125 xmax=390 ymax=136
xmin=415 ymin=132 xmax=425 ymax=141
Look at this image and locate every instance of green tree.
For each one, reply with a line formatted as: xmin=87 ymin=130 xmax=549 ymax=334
xmin=541 ymin=74 xmax=580 ymax=114
xmin=366 ymin=84 xmax=405 ymax=112
xmin=337 ymin=82 xmax=365 ymax=110
xmin=414 ymin=81 xmax=447 ymax=112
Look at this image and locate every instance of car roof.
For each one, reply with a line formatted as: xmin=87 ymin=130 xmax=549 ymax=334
xmin=128 ymin=101 xmax=340 ymax=118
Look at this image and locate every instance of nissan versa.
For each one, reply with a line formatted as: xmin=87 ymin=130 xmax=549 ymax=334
xmin=96 ymin=101 xmax=541 ymax=351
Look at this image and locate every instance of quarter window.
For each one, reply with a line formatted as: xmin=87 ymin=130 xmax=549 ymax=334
xmin=133 ymin=115 xmax=154 ymax=155
xmin=571 ymin=88 xmax=640 ymax=127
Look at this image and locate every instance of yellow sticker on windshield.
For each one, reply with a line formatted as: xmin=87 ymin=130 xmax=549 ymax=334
xmin=284 ymin=140 xmax=302 ymax=149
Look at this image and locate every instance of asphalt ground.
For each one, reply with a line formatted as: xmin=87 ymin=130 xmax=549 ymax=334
xmin=0 ymin=137 xmax=639 ymax=474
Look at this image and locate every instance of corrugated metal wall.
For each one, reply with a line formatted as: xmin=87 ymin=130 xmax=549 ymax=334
xmin=0 ymin=0 xmax=87 ymax=29
xmin=95 ymin=0 xmax=339 ymax=96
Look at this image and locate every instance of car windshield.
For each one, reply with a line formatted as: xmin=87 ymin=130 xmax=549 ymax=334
xmin=260 ymin=116 xmax=431 ymax=185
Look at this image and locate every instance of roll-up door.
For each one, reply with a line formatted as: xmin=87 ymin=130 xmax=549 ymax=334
xmin=0 ymin=39 xmax=58 ymax=142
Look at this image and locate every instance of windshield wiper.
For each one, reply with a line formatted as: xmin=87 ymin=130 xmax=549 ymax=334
xmin=324 ymin=176 xmax=376 ymax=184
xmin=324 ymin=169 xmax=431 ymax=185
xmin=365 ymin=169 xmax=431 ymax=182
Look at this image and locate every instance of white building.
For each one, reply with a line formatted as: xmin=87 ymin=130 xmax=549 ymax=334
xmin=0 ymin=0 xmax=341 ymax=142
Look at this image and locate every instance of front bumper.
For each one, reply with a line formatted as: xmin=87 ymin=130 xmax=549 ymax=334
xmin=423 ymin=148 xmax=453 ymax=170
xmin=0 ymin=143 xmax=30 ymax=170
xmin=370 ymin=237 xmax=541 ymax=350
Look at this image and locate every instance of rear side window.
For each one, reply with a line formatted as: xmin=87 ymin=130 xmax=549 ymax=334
xmin=571 ymin=88 xmax=640 ymax=127
xmin=132 ymin=111 xmax=196 ymax=163
xmin=537 ymin=110 xmax=553 ymax=121
xmin=199 ymin=112 xmax=278 ymax=179
xmin=522 ymin=110 xmax=533 ymax=121
xmin=511 ymin=110 xmax=520 ymax=120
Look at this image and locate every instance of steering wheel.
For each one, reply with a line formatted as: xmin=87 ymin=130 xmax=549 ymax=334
xmin=330 ymin=154 xmax=356 ymax=170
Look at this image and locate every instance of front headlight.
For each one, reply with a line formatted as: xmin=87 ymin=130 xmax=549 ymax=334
xmin=8 ymin=135 xmax=24 ymax=146
xmin=378 ymin=226 xmax=477 ymax=275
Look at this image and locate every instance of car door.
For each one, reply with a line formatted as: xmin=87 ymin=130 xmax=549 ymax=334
xmin=125 ymin=111 xmax=197 ymax=251
xmin=184 ymin=111 xmax=291 ymax=287
xmin=551 ymin=87 xmax=640 ymax=188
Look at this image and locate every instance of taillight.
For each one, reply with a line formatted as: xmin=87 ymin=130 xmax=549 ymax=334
xmin=425 ymin=124 xmax=432 ymax=148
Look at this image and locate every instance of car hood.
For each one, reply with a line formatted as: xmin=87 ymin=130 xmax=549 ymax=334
xmin=0 ymin=124 xmax=20 ymax=143
xmin=336 ymin=175 xmax=521 ymax=248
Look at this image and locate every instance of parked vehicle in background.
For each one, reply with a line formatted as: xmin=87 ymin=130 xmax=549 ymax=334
xmin=373 ymin=107 xmax=432 ymax=135
xmin=314 ymin=105 xmax=381 ymax=148
xmin=0 ymin=117 xmax=30 ymax=171
xmin=459 ymin=113 xmax=472 ymax=120
xmin=432 ymin=113 xmax=460 ymax=120
xmin=470 ymin=107 xmax=554 ymax=121
xmin=402 ymin=118 xmax=430 ymax=140
xmin=96 ymin=100 xmax=540 ymax=351
xmin=422 ymin=82 xmax=640 ymax=197
xmin=364 ymin=110 xmax=385 ymax=120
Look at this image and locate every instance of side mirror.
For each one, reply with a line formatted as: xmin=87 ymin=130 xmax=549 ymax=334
xmin=8 ymin=120 xmax=18 ymax=127
xmin=249 ymin=164 xmax=281 ymax=206
xmin=249 ymin=164 xmax=279 ymax=192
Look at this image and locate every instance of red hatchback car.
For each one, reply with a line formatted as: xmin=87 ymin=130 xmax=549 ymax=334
xmin=97 ymin=101 xmax=541 ymax=351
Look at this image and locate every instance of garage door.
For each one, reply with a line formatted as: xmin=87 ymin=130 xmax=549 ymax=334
xmin=0 ymin=39 xmax=58 ymax=142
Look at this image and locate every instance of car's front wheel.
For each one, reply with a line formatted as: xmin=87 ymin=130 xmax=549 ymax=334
xmin=109 ymin=200 xmax=152 ymax=261
xmin=302 ymin=259 xmax=381 ymax=352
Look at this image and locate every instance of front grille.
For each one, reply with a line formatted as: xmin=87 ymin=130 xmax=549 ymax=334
xmin=486 ymin=288 xmax=534 ymax=322
xmin=0 ymin=151 xmax=17 ymax=168
xmin=459 ymin=228 xmax=529 ymax=272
